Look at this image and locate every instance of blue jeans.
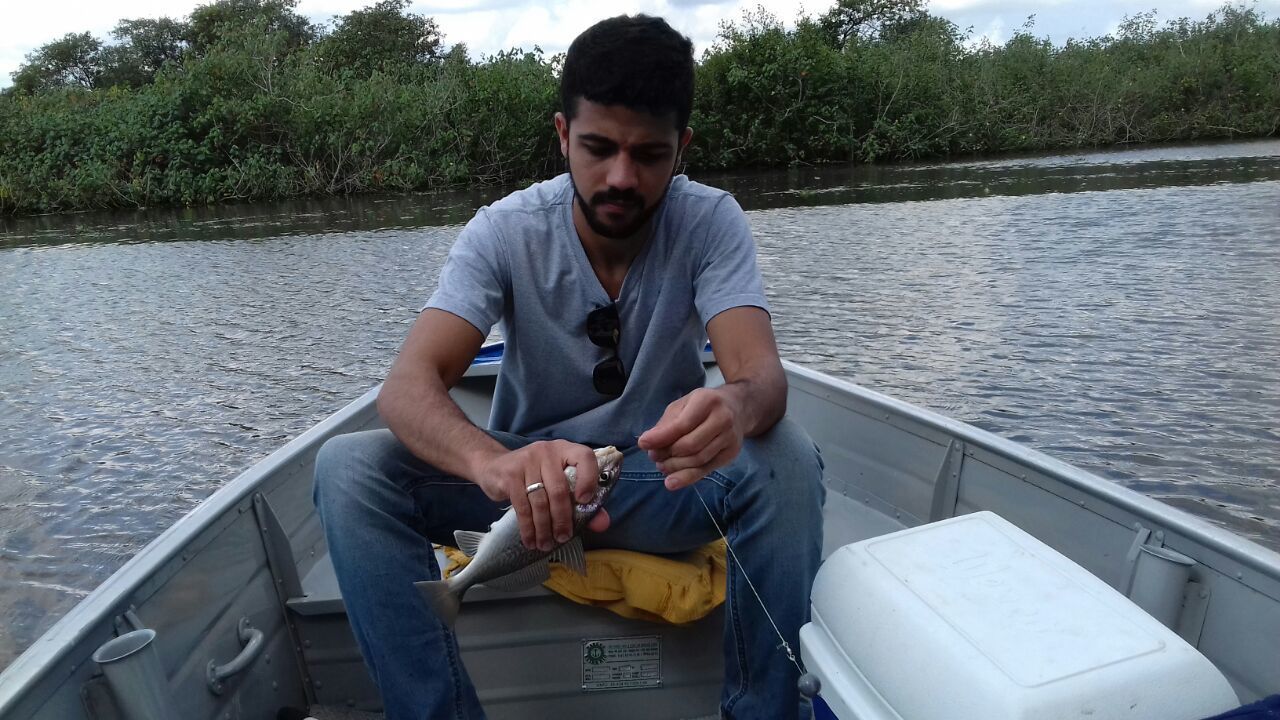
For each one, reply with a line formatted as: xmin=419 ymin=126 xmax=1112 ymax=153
xmin=313 ymin=417 xmax=825 ymax=720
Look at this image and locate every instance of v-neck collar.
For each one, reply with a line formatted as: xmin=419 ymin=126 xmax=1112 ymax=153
xmin=562 ymin=182 xmax=659 ymax=306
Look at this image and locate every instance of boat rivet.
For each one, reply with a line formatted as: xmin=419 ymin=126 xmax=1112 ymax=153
xmin=1079 ymin=500 xmax=1086 ymax=507
xmin=272 ymin=681 xmax=278 ymax=690
xmin=315 ymin=680 xmax=324 ymax=689
xmin=1236 ymin=572 xmax=1243 ymax=580
xmin=182 ymin=553 xmax=189 ymax=561
xmin=347 ymin=699 xmax=356 ymax=707
xmin=1200 ymin=590 xmax=1210 ymax=599
xmin=1020 ymin=474 xmax=1027 ymax=480
xmin=265 ymin=654 xmax=271 ymax=664
xmin=304 ymin=640 xmax=312 ymax=648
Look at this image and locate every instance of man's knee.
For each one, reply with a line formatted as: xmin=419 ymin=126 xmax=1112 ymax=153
xmin=742 ymin=416 xmax=825 ymax=513
xmin=752 ymin=417 xmax=823 ymax=480
xmin=312 ymin=430 xmax=387 ymax=514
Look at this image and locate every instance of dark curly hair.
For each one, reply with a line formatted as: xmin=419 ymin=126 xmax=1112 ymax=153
xmin=560 ymin=15 xmax=695 ymax=131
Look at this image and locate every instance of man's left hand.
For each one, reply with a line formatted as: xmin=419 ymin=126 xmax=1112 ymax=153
xmin=637 ymin=387 xmax=746 ymax=490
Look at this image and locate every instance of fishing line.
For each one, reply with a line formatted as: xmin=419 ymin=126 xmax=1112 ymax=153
xmin=691 ymin=484 xmax=821 ymax=699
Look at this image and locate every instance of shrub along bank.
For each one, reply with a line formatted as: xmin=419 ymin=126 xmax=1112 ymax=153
xmin=0 ymin=0 xmax=1276 ymax=215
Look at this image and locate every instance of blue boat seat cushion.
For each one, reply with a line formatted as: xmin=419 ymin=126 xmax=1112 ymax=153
xmin=1202 ymin=695 xmax=1280 ymax=719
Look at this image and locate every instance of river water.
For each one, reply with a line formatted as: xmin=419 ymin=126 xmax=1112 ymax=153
xmin=1 ymin=139 xmax=1278 ymax=671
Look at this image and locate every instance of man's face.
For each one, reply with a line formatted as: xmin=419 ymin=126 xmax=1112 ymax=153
xmin=556 ymin=100 xmax=693 ymax=241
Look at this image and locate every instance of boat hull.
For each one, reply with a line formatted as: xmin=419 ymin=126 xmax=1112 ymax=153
xmin=1 ymin=354 xmax=1276 ymax=718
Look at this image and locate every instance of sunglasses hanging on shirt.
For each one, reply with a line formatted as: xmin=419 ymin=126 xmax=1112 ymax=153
xmin=586 ymin=303 xmax=626 ymax=397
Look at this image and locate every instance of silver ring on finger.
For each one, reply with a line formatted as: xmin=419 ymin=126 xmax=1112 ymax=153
xmin=525 ymin=482 xmax=545 ymax=494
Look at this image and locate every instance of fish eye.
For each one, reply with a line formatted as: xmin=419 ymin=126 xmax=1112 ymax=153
xmin=599 ymin=468 xmax=617 ymax=485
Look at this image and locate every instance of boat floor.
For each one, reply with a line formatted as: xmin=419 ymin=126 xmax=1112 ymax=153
xmin=308 ymin=706 xmax=721 ymax=720
xmin=311 ymin=707 xmax=382 ymax=719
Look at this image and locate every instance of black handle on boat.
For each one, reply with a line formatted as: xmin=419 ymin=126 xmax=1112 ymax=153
xmin=206 ymin=617 xmax=265 ymax=695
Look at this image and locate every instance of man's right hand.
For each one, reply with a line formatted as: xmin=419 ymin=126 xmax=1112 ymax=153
xmin=473 ymin=440 xmax=608 ymax=551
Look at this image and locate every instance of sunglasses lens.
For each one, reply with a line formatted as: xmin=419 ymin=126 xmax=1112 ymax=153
xmin=587 ymin=304 xmax=625 ymax=396
xmin=593 ymin=357 xmax=626 ymax=397
xmin=586 ymin=305 xmax=620 ymax=348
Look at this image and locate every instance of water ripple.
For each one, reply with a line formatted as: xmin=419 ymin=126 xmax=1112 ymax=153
xmin=0 ymin=146 xmax=1278 ymax=671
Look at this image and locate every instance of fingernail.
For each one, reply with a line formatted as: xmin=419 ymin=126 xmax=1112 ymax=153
xmin=556 ymin=533 xmax=569 ymax=544
xmin=540 ymin=541 xmax=552 ymax=552
xmin=665 ymin=477 xmax=677 ymax=490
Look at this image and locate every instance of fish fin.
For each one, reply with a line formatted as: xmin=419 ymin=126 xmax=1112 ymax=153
xmin=453 ymin=530 xmax=486 ymax=557
xmin=415 ymin=579 xmax=464 ymax=627
xmin=481 ymin=560 xmax=551 ymax=591
xmin=549 ymin=536 xmax=587 ymax=576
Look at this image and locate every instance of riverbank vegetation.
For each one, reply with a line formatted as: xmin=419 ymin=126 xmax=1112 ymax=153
xmin=1 ymin=0 xmax=1276 ymax=215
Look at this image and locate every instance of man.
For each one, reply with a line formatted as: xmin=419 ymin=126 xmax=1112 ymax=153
xmin=313 ymin=14 xmax=824 ymax=720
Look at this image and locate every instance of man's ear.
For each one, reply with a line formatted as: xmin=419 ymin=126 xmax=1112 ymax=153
xmin=675 ymin=126 xmax=694 ymax=171
xmin=555 ymin=112 xmax=570 ymax=158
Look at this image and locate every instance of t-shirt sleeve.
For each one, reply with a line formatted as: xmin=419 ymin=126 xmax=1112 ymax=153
xmin=693 ymin=194 xmax=770 ymax=329
xmin=422 ymin=209 xmax=508 ymax=335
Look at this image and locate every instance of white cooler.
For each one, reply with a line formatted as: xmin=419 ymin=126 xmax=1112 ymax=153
xmin=800 ymin=511 xmax=1239 ymax=720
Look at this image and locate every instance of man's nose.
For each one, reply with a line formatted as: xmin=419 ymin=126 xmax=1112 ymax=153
xmin=606 ymin=153 xmax=639 ymax=192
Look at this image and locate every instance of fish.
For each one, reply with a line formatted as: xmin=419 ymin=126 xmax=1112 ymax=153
xmin=416 ymin=445 xmax=624 ymax=626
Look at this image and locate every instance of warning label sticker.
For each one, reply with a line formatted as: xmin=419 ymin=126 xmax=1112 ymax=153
xmin=581 ymin=636 xmax=662 ymax=691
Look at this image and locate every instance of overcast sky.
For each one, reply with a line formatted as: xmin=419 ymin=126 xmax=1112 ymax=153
xmin=2 ymin=0 xmax=1275 ymax=88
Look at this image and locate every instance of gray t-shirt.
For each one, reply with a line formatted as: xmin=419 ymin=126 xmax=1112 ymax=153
xmin=425 ymin=173 xmax=768 ymax=449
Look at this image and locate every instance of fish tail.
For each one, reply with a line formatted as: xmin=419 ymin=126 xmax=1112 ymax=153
xmin=416 ymin=579 xmax=464 ymax=627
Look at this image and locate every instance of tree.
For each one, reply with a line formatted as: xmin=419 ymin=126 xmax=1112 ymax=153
xmin=818 ymin=0 xmax=925 ymax=47
xmin=10 ymin=32 xmax=104 ymax=93
xmin=880 ymin=13 xmax=965 ymax=47
xmin=186 ymin=0 xmax=316 ymax=56
xmin=317 ymin=0 xmax=444 ymax=76
xmin=99 ymin=17 xmax=190 ymax=88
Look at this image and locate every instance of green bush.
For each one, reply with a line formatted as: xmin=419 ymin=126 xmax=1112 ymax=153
xmin=1 ymin=0 xmax=1276 ymax=215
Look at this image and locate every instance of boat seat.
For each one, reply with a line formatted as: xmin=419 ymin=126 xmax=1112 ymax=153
xmin=286 ymin=548 xmax=554 ymax=617
xmin=287 ymin=552 xmax=344 ymax=616
xmin=283 ymin=547 xmax=725 ymax=716
xmin=440 ymin=541 xmax=728 ymax=625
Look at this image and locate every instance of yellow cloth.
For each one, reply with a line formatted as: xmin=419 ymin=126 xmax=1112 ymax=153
xmin=441 ymin=540 xmax=727 ymax=625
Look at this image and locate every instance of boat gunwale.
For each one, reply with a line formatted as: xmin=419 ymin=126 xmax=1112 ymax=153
xmin=783 ymin=360 xmax=1280 ymax=585
xmin=0 ymin=385 xmax=383 ymax=714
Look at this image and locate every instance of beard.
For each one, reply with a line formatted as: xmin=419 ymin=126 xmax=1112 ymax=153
xmin=567 ymin=160 xmax=673 ymax=240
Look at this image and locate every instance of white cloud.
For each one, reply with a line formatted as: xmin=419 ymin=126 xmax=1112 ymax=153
xmin=963 ymin=16 xmax=1006 ymax=48
xmin=1 ymin=0 xmax=205 ymax=84
xmin=931 ymin=0 xmax=993 ymax=10
xmin=5 ymin=0 xmax=1279 ymax=85
xmin=0 ymin=0 xmax=817 ymax=84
